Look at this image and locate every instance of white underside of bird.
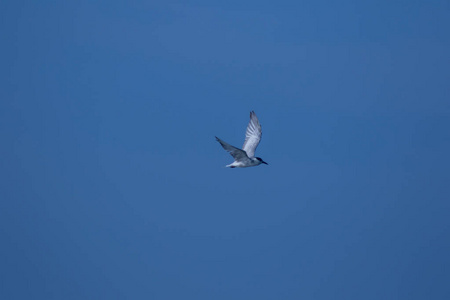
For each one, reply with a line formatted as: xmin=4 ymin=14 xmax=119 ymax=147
xmin=216 ymin=111 xmax=268 ymax=168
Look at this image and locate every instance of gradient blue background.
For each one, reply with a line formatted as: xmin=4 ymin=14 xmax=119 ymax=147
xmin=1 ymin=1 xmax=450 ymax=299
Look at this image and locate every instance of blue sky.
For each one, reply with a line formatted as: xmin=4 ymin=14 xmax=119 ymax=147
xmin=1 ymin=1 xmax=450 ymax=299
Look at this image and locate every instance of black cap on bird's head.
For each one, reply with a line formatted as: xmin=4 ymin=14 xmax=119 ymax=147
xmin=256 ymin=157 xmax=268 ymax=165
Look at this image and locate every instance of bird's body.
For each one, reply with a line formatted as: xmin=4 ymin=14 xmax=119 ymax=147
xmin=216 ymin=111 xmax=268 ymax=168
xmin=227 ymin=157 xmax=266 ymax=168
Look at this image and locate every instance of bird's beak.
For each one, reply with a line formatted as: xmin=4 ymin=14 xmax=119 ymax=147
xmin=262 ymin=161 xmax=268 ymax=165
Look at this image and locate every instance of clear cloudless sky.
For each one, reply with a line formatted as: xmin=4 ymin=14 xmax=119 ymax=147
xmin=1 ymin=1 xmax=450 ymax=299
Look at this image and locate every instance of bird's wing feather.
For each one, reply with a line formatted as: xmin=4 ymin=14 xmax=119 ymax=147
xmin=215 ymin=137 xmax=249 ymax=161
xmin=242 ymin=111 xmax=262 ymax=158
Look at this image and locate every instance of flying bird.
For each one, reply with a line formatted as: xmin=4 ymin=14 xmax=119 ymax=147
xmin=216 ymin=111 xmax=268 ymax=168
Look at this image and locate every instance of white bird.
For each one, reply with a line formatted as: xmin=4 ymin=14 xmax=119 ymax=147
xmin=216 ymin=111 xmax=268 ymax=168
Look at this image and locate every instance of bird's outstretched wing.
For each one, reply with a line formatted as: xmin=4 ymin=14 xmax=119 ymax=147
xmin=242 ymin=111 xmax=262 ymax=158
xmin=215 ymin=137 xmax=249 ymax=161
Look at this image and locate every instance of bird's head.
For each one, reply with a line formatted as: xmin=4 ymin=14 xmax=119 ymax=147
xmin=256 ymin=157 xmax=268 ymax=165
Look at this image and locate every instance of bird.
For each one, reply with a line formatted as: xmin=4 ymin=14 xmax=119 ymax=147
xmin=216 ymin=111 xmax=268 ymax=168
